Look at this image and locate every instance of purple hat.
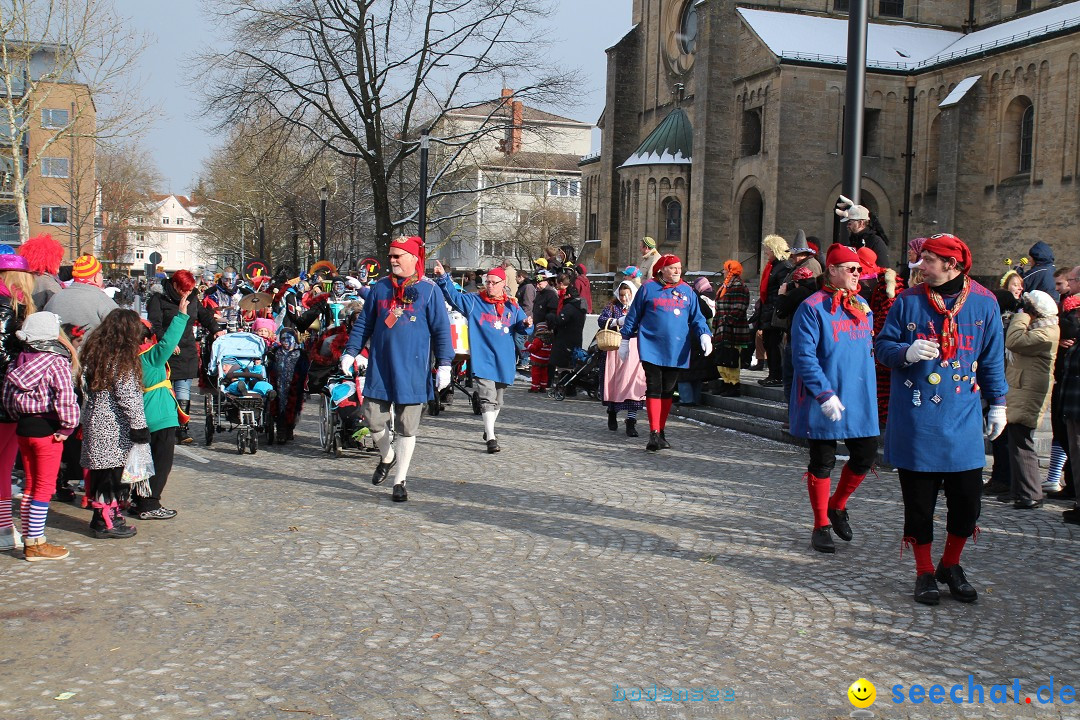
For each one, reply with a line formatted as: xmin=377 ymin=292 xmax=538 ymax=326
xmin=0 ymin=254 xmax=30 ymax=272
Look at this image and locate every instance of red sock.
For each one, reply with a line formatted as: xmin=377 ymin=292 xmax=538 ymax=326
xmin=659 ymin=398 xmax=673 ymax=428
xmin=913 ymin=542 xmax=934 ymax=576
xmin=806 ymin=474 xmax=831 ymax=529
xmin=940 ymin=533 xmax=967 ymax=568
xmin=646 ymin=398 xmax=662 ymax=432
xmin=829 ymin=464 xmax=867 ymax=510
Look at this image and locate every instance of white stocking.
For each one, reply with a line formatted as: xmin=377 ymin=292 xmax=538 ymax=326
xmin=372 ymin=428 xmax=395 ymax=463
xmin=482 ymin=410 xmax=497 ymax=441
xmin=392 ymin=435 xmax=416 ymax=486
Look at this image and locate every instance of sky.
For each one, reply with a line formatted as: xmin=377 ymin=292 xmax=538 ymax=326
xmin=109 ymin=0 xmax=632 ymax=195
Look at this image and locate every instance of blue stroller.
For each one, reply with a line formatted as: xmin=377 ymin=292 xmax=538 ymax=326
xmin=204 ymin=332 xmax=275 ymax=454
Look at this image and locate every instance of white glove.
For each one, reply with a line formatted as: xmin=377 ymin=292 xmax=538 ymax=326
xmin=355 ymin=354 xmax=368 ymax=371
xmin=700 ymin=334 xmax=713 ymax=357
xmin=345 ymin=276 xmax=362 ymax=290
xmin=436 ymin=365 xmax=452 ymax=391
xmin=616 ymin=315 xmax=626 ymax=327
xmin=820 ymin=396 xmax=845 ymax=422
xmin=905 ymin=339 xmax=940 ymax=363
xmin=340 ymin=354 xmax=355 ymax=374
xmin=618 ymin=338 xmax=630 ymax=362
xmin=985 ymin=405 xmax=1006 ymax=440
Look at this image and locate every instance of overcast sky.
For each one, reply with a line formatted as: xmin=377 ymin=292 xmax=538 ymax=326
xmin=109 ymin=0 xmax=632 ymax=194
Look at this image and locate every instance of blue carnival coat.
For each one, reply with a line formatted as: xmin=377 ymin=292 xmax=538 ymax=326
xmin=436 ymin=274 xmax=527 ymax=386
xmin=344 ymin=276 xmax=454 ymax=405
xmin=875 ymin=280 xmax=1007 ymax=472
xmin=621 ymin=280 xmax=710 ymax=368
xmin=789 ymin=290 xmax=879 ymax=440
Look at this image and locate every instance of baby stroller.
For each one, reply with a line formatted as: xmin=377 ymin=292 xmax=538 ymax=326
xmin=204 ymin=332 xmax=274 ymax=454
xmin=319 ymin=368 xmax=378 ymax=457
xmin=548 ymin=340 xmax=603 ymax=401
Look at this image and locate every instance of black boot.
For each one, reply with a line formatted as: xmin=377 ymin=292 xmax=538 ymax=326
xmin=178 ymin=400 xmax=193 ymax=444
xmin=625 ymin=418 xmax=639 ymax=437
xmin=657 ymin=430 xmax=671 ymax=449
xmin=646 ymin=431 xmax=661 ymax=452
xmin=90 ymin=508 xmax=136 ymax=539
xmin=607 ymin=409 xmax=618 ymax=432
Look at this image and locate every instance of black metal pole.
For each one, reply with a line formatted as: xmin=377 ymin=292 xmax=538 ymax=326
xmin=842 ymin=0 xmax=869 ymax=214
xmin=319 ymin=198 xmax=327 ymax=260
xmin=418 ymin=128 xmax=430 ymax=243
xmin=900 ymin=80 xmax=916 ymax=265
xmin=257 ymin=219 xmax=265 ymax=262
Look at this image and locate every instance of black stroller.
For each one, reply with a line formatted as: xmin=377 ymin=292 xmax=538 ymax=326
xmin=548 ymin=341 xmax=602 ymax=401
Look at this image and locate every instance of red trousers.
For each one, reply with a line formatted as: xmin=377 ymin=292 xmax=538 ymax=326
xmin=530 ymin=364 xmax=549 ymax=390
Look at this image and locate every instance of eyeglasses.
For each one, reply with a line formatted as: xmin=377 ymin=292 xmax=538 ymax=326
xmin=388 ymin=253 xmax=406 ymax=260
xmin=484 ymin=279 xmax=503 ymax=285
xmin=833 ymin=265 xmax=861 ymax=274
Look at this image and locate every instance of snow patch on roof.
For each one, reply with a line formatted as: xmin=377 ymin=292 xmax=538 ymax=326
xmin=620 ymin=150 xmax=692 ymax=168
xmin=939 ymin=75 xmax=981 ymax=107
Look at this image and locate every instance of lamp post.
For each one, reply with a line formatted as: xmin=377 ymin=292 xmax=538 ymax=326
xmin=842 ymin=0 xmax=869 ymax=213
xmin=418 ymin=128 xmax=430 ymax=243
xmin=319 ymin=185 xmax=328 ymax=260
xmin=257 ymin=218 xmax=265 ymax=262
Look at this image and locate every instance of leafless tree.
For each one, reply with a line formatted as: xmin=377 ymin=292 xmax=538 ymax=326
xmin=0 ymin=0 xmax=152 ymax=244
xmin=198 ymin=0 xmax=578 ymax=258
xmin=97 ymin=140 xmax=162 ymax=267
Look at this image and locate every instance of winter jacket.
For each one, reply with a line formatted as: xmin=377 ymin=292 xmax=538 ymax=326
xmin=773 ymin=278 xmax=818 ymax=335
xmin=2 ymin=344 xmax=79 ymax=437
xmin=713 ymin=278 xmax=752 ymax=348
xmin=516 ymin=282 xmax=536 ymax=316
xmin=1004 ymin=312 xmax=1059 ymax=429
xmin=574 ymin=265 xmax=593 ymax=313
xmin=532 ymin=285 xmax=559 ymax=328
xmin=789 ymin=290 xmax=879 ymax=440
xmin=436 ymin=274 xmax=527 ymax=385
xmin=772 ymin=256 xmax=822 ymax=331
xmin=846 ymin=228 xmax=892 ymax=271
xmin=875 ymin=279 xmax=1007 ymax=472
xmin=1021 ymin=241 xmax=1058 ymax=302
xmin=639 ymin=250 xmax=661 ymax=284
xmin=30 ymin=273 xmax=63 ymax=310
xmin=621 ymin=279 xmax=710 ymax=369
xmin=80 ymin=371 xmax=148 ymax=470
xmin=1060 ymin=344 xmax=1080 ymax=421
xmin=0 ymin=286 xmax=27 ymax=423
xmin=549 ymin=289 xmax=586 ymax=368
xmin=343 ymin=275 xmax=453 ymax=405
xmin=43 ymin=281 xmax=119 ymax=335
xmin=758 ymin=259 xmax=792 ymax=329
xmin=147 ymin=280 xmax=214 ymax=380
xmin=141 ymin=312 xmax=188 ymax=433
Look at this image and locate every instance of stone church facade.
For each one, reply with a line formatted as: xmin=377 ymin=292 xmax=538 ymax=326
xmin=580 ymin=0 xmax=1080 ymax=279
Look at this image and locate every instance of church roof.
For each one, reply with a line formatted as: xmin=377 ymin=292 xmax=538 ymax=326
xmin=619 ymin=107 xmax=693 ymax=168
xmin=738 ymin=3 xmax=1080 ymax=71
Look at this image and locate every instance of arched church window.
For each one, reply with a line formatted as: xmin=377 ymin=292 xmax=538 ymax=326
xmin=1019 ymin=104 xmax=1034 ymax=173
xmin=665 ymin=199 xmax=682 ymax=247
xmin=678 ymin=3 xmax=698 ymax=55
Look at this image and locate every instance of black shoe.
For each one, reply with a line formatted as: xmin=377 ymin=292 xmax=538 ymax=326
xmin=657 ymin=430 xmax=670 ymax=449
xmin=54 ymin=486 xmax=76 ymax=502
xmin=371 ymin=455 xmax=397 ymax=485
xmin=90 ymin=511 xmax=137 ymax=539
xmin=1062 ymin=508 xmax=1080 ymax=525
xmin=486 ymin=438 xmax=500 ymax=454
xmin=646 ymin=431 xmax=661 ymax=452
xmin=625 ymin=419 xmax=639 ymax=437
xmin=935 ymin=562 xmax=977 ymax=603
xmin=1014 ymin=498 xmax=1042 ymax=509
xmin=718 ymin=383 xmax=741 ymax=397
xmin=608 ymin=410 xmax=618 ymax=431
xmin=811 ymin=526 xmax=835 ymax=553
xmin=914 ymin=572 xmax=940 ymax=605
xmin=758 ymin=377 xmax=783 ymax=387
xmin=1048 ymin=488 xmax=1076 ymax=500
xmin=391 ymin=483 xmax=408 ymax=502
xmin=982 ymin=481 xmax=1010 ymax=495
xmin=828 ymin=508 xmax=852 ymax=542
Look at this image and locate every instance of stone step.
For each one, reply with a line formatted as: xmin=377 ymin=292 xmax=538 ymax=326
xmin=672 ymin=402 xmax=803 ymax=448
xmin=703 ymin=392 xmax=788 ymax=423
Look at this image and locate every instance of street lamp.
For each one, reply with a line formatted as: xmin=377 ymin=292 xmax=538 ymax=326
xmin=319 ymin=185 xmax=329 ymax=261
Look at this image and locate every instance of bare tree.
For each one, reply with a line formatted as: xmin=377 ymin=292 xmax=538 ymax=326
xmin=97 ymin=140 xmax=162 ymax=267
xmin=198 ymin=0 xmax=577 ymax=258
xmin=0 ymin=0 xmax=152 ymax=243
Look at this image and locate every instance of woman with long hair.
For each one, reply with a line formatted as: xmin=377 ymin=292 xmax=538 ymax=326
xmin=0 ymin=257 xmax=37 ymax=551
xmin=80 ymin=309 xmax=149 ymax=539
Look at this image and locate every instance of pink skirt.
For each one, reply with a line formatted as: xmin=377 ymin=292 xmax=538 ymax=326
xmin=603 ymin=338 xmax=646 ymax=403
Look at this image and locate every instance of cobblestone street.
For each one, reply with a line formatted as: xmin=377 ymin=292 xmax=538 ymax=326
xmin=3 ymin=385 xmax=1079 ymax=720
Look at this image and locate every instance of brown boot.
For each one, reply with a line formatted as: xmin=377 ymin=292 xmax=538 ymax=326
xmin=24 ymin=537 xmax=70 ymax=562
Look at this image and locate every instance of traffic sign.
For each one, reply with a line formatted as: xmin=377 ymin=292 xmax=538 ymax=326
xmin=148 ymin=251 xmax=162 ymax=264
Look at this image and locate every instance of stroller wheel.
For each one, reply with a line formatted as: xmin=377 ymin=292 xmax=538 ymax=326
xmin=266 ymin=415 xmax=276 ymax=445
xmin=248 ymin=433 xmax=258 ymax=455
xmin=470 ymin=392 xmax=482 ymax=416
xmin=331 ymin=433 xmax=342 ymax=458
xmin=553 ymin=389 xmax=565 ymax=401
xmin=235 ymin=429 xmax=246 ymax=455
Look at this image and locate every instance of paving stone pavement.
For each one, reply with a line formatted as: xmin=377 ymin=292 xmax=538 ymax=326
xmin=2 ymin=385 xmax=1080 ymax=720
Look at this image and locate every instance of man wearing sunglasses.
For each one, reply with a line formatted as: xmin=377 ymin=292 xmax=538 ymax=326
xmin=789 ymin=244 xmax=879 ymax=555
xmin=876 ymin=233 xmax=1007 ymax=606
xmin=341 ymin=236 xmax=453 ymax=502
xmin=432 ymin=262 xmax=532 ymax=453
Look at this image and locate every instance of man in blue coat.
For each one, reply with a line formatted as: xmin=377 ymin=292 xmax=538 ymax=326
xmin=341 ymin=236 xmax=454 ymax=502
xmin=433 ymin=262 xmax=531 ymax=453
xmin=619 ymin=254 xmax=711 ymax=452
xmin=790 ymin=244 xmax=879 ymax=554
xmin=876 ymin=234 xmax=1007 ymax=605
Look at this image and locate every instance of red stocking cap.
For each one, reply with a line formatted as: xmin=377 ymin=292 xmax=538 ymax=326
xmin=825 ymin=243 xmax=860 ymax=266
xmin=652 ymin=254 xmax=681 ymax=279
xmin=922 ymin=233 xmax=972 ymax=274
xmin=486 ymin=267 xmax=506 ymax=283
xmin=390 ymin=236 xmax=426 ymax=277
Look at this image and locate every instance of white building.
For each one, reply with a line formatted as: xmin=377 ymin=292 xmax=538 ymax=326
xmin=428 ymin=90 xmax=594 ymax=270
xmin=123 ymin=194 xmax=215 ymax=275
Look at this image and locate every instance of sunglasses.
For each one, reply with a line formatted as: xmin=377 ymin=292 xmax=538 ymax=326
xmin=833 ymin=265 xmax=861 ymax=275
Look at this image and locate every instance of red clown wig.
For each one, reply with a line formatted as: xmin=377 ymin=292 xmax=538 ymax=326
xmin=18 ymin=233 xmax=64 ymax=275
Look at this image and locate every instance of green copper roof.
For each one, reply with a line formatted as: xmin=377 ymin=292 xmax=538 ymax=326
xmin=620 ymin=107 xmax=693 ymax=168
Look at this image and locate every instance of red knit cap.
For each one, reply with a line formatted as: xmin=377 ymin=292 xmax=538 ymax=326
xmin=486 ymin=266 xmax=506 ymax=283
xmin=825 ymin=243 xmax=860 ymax=267
xmin=922 ymin=233 xmax=972 ymax=274
xmin=652 ymin=254 xmax=681 ymax=279
xmin=389 ymin=236 xmax=426 ymax=276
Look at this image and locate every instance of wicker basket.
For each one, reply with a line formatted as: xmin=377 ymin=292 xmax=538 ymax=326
xmin=595 ymin=319 xmax=622 ymax=352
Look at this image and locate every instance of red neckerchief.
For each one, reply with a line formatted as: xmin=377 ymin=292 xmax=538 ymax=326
xmin=1064 ymin=294 xmax=1080 ymax=313
xmin=824 ymin=283 xmax=867 ymax=325
xmin=556 ymin=287 xmax=567 ymax=313
xmin=759 ymin=260 xmax=774 ymax=304
xmin=479 ymin=289 xmax=508 ymax=318
xmin=390 ymin=274 xmax=418 ymax=308
xmin=925 ymin=275 xmax=971 ymax=362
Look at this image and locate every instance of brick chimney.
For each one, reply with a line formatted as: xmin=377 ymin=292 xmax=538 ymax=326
xmin=511 ymin=100 xmax=523 ymax=153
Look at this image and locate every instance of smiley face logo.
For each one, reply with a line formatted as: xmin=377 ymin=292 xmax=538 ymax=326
xmin=848 ymin=678 xmax=876 ymax=709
